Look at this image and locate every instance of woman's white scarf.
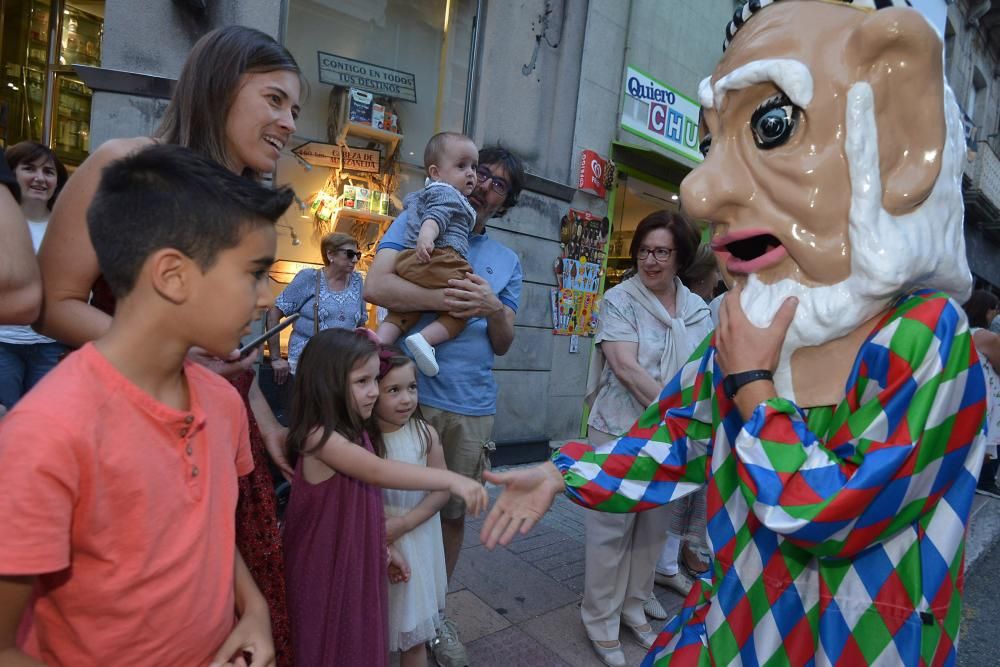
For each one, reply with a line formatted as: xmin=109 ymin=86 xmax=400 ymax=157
xmin=585 ymin=276 xmax=711 ymax=407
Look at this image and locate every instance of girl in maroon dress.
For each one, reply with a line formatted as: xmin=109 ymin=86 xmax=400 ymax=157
xmin=282 ymin=329 xmax=487 ymax=665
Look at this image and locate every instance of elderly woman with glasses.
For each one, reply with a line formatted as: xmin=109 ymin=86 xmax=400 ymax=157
xmin=580 ymin=209 xmax=713 ymax=667
xmin=267 ymin=232 xmax=367 ymax=384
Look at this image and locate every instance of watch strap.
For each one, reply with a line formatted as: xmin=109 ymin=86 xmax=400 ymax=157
xmin=723 ymin=369 xmax=773 ymax=400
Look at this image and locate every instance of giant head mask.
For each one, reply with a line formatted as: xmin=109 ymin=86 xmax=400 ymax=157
xmin=680 ymin=0 xmax=972 ymax=404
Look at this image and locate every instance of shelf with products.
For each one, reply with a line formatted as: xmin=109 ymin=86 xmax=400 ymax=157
xmin=335 ymin=121 xmax=402 ymax=157
xmin=333 ymin=207 xmax=394 ymax=229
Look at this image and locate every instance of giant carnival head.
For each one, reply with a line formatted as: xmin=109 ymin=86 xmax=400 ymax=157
xmin=680 ymin=0 xmax=972 ymax=399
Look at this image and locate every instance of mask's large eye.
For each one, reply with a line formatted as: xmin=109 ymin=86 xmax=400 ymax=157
xmin=699 ymin=134 xmax=712 ymax=157
xmin=750 ymin=94 xmax=800 ymax=149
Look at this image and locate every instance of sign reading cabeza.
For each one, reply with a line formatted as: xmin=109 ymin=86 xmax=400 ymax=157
xmin=318 ymin=52 xmax=417 ymax=103
xmin=293 ymin=142 xmax=381 ymax=173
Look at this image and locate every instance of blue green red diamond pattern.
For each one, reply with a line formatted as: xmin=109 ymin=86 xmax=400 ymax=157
xmin=553 ymin=290 xmax=986 ymax=666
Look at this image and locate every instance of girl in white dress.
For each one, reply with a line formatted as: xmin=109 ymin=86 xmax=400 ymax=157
xmin=374 ymin=349 xmax=449 ymax=666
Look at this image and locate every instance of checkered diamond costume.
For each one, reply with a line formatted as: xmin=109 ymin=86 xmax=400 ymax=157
xmin=554 ymin=291 xmax=986 ymax=666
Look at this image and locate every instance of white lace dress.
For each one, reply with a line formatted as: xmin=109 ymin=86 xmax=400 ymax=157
xmin=382 ymin=420 xmax=447 ymax=652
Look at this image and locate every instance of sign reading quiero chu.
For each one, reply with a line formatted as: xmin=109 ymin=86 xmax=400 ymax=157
xmin=621 ymin=65 xmax=702 ymax=163
xmin=318 ymin=52 xmax=417 ymax=103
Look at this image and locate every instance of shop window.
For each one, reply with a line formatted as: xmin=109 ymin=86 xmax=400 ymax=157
xmin=272 ymin=0 xmax=476 ymax=329
xmin=283 ymin=0 xmax=473 ymax=168
xmin=0 ymin=0 xmax=103 ymax=164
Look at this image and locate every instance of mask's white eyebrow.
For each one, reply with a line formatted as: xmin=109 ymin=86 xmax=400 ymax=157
xmin=699 ymin=59 xmax=813 ymax=110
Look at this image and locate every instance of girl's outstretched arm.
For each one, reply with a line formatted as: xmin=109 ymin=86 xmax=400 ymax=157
xmin=315 ymin=430 xmax=487 ymax=516
xmin=385 ymin=425 xmax=450 ymax=543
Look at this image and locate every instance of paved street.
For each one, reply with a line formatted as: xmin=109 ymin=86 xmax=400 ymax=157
xmin=415 ymin=469 xmax=1000 ymax=667
xmin=434 ymin=475 xmax=685 ymax=666
xmin=958 ymin=517 xmax=1000 ymax=667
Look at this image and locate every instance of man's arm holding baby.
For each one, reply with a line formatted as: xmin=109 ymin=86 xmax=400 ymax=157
xmin=365 ymin=247 xmax=449 ymax=313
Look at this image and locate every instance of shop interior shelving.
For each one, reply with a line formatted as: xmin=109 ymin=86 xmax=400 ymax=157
xmin=333 ymin=120 xmax=402 ymax=157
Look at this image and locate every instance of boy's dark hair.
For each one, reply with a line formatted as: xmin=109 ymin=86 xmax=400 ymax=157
xmin=478 ymin=144 xmax=525 ymax=214
xmin=424 ymin=131 xmax=472 ymax=171
xmin=87 ymin=143 xmax=293 ymax=299
xmin=288 ymin=328 xmax=379 ymax=463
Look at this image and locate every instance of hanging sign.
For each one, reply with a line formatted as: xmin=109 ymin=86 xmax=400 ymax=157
xmin=290 ymin=143 xmax=380 ymax=173
xmin=318 ymin=52 xmax=417 ymax=103
xmin=578 ymin=149 xmax=609 ymax=198
xmin=620 ymin=65 xmax=702 ymax=163
xmin=292 ymin=141 xmax=341 ymax=169
xmin=341 ymin=147 xmax=380 ymax=173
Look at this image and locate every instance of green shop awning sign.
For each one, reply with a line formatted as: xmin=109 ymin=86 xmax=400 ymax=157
xmin=621 ymin=65 xmax=702 ymax=164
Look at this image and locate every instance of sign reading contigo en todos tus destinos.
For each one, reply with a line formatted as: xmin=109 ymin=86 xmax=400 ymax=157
xmin=621 ymin=65 xmax=702 ymax=164
xmin=318 ymin=52 xmax=417 ymax=103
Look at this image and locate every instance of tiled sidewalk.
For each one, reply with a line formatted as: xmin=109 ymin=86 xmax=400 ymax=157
xmin=429 ymin=468 xmax=1000 ymax=667
xmin=439 ymin=480 xmax=688 ymax=667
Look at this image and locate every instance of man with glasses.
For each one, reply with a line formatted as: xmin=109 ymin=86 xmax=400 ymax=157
xmin=366 ymin=144 xmax=525 ymax=667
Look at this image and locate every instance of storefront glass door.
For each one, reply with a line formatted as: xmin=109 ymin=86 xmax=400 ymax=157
xmin=0 ymin=0 xmax=103 ymax=164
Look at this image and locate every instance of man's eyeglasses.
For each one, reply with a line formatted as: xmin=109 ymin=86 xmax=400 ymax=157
xmin=340 ymin=249 xmax=362 ymax=261
xmin=636 ymin=247 xmax=675 ymax=262
xmin=476 ymin=166 xmax=510 ymax=197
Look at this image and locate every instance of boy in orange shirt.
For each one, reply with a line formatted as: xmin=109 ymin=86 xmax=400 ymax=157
xmin=0 ymin=144 xmax=292 ymax=666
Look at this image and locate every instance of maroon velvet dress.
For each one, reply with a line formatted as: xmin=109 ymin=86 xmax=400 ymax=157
xmin=92 ymin=281 xmax=293 ymax=664
xmin=283 ymin=431 xmax=388 ymax=666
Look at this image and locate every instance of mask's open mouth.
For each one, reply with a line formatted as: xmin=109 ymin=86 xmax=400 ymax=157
xmin=713 ymin=231 xmax=787 ymax=274
xmin=726 ymin=234 xmax=781 ymax=261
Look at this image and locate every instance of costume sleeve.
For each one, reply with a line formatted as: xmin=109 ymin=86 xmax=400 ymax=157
xmin=554 ymin=334 xmax=715 ymax=511
xmin=274 ymin=269 xmax=314 ymax=316
xmin=498 ymin=255 xmax=522 ymax=313
xmin=0 ymin=410 xmax=79 ymax=574
xmin=734 ymin=294 xmax=985 ymax=557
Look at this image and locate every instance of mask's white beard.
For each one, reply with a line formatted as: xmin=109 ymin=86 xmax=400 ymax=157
xmin=740 ymin=81 xmax=971 ymax=401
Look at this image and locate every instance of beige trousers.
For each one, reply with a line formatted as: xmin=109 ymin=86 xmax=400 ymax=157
xmin=580 ymin=429 xmax=673 ymax=642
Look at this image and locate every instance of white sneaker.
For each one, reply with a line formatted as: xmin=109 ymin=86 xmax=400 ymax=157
xmin=406 ymin=333 xmax=439 ymax=376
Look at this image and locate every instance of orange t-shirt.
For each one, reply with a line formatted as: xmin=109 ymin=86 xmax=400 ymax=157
xmin=0 ymin=343 xmax=253 ymax=666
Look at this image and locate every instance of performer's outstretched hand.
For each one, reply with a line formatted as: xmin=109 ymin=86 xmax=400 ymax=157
xmin=480 ymin=462 xmax=566 ymax=549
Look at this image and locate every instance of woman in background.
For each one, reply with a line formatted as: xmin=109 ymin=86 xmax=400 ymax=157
xmin=267 ymin=232 xmax=367 ymax=386
xmin=581 ymin=210 xmax=712 ymax=667
xmin=0 ymin=142 xmax=68 ymax=411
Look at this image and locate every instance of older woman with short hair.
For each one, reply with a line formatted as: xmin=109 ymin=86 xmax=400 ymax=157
xmin=268 ymin=232 xmax=367 ymax=384
xmin=582 ymin=210 xmax=713 ymax=667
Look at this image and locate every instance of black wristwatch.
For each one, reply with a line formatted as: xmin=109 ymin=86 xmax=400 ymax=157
xmin=723 ymin=369 xmax=773 ymax=400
